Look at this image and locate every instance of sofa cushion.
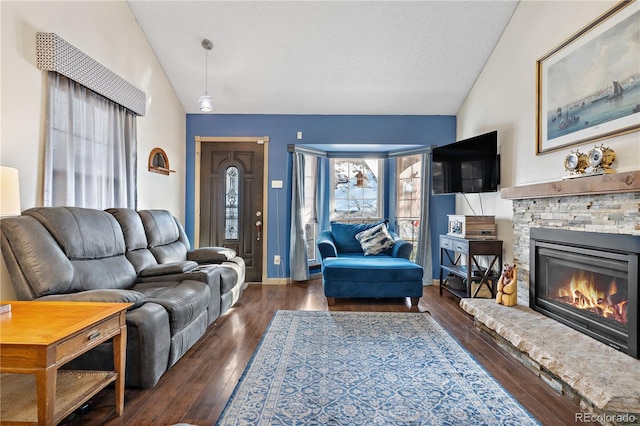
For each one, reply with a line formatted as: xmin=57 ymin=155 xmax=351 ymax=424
xmin=21 ymin=207 xmax=138 ymax=292
xmin=71 ymin=256 xmax=138 ymax=291
xmin=107 ymin=208 xmax=161 ymax=273
xmin=138 ymin=210 xmax=181 ymax=248
xmin=106 ymin=208 xmax=148 ymax=251
xmin=355 ymin=223 xmax=395 ymax=255
xmin=132 ymin=280 xmax=210 ymax=335
xmin=138 ymin=210 xmax=191 ymax=264
xmin=0 ymin=216 xmax=74 ymax=298
xmin=330 ymin=220 xmax=387 ymax=254
xmin=322 ymin=256 xmax=423 ymax=283
xmin=24 ymin=207 xmax=126 ymax=259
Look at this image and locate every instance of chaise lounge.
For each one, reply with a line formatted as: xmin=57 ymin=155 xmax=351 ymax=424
xmin=317 ymin=220 xmax=424 ymax=305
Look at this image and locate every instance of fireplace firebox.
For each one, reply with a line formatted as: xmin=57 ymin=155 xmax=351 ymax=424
xmin=530 ymin=228 xmax=639 ymax=358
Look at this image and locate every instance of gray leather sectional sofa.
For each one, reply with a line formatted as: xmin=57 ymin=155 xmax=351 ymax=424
xmin=0 ymin=206 xmax=247 ymax=388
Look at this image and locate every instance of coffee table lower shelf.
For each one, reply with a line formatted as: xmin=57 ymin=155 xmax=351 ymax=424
xmin=0 ymin=370 xmax=117 ymax=424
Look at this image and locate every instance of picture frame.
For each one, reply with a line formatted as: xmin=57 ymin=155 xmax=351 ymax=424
xmin=536 ymin=0 xmax=640 ymax=154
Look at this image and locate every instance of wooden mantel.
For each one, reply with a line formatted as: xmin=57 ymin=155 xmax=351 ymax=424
xmin=501 ymin=170 xmax=640 ymax=199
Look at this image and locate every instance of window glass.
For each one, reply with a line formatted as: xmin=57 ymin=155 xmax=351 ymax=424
xmin=225 ymin=166 xmax=239 ymax=239
xmin=396 ymin=154 xmax=422 ymax=261
xmin=303 ymin=154 xmax=318 ymax=262
xmin=331 ymin=158 xmax=381 ymax=221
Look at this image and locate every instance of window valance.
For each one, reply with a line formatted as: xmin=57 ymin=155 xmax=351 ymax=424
xmin=36 ymin=32 xmax=146 ymax=116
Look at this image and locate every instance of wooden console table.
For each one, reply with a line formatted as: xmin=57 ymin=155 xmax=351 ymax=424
xmin=439 ymin=235 xmax=503 ymax=299
xmin=0 ymin=301 xmax=131 ymax=425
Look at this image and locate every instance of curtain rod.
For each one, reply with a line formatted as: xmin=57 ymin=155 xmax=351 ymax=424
xmin=288 ymin=144 xmax=432 ymax=158
xmin=287 ymin=144 xmax=328 ymax=157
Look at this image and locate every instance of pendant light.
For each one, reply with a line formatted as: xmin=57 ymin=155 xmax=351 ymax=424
xmin=198 ymin=39 xmax=214 ymax=112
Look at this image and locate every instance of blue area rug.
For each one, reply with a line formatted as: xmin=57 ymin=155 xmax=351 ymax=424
xmin=217 ymin=311 xmax=540 ymax=425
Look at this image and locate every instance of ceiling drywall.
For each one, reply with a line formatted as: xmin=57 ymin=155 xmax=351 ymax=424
xmin=127 ymin=1 xmax=519 ymax=115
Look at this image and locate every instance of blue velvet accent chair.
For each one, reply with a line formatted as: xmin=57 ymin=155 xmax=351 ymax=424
xmin=317 ymin=221 xmax=424 ymax=306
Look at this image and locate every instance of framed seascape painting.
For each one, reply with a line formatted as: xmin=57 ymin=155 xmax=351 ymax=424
xmin=536 ymin=0 xmax=640 ymax=154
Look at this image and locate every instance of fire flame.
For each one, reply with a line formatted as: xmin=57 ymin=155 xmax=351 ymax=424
xmin=556 ymin=271 xmax=627 ymax=324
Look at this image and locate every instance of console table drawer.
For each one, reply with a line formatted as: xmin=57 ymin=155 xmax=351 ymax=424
xmin=440 ymin=236 xmax=469 ymax=253
xmin=440 ymin=238 xmax=453 ymax=250
xmin=56 ymin=316 xmax=121 ymax=364
xmin=452 ymin=240 xmax=469 ymax=253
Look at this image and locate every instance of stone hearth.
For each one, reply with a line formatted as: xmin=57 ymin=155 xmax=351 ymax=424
xmin=460 ymin=299 xmax=640 ymax=425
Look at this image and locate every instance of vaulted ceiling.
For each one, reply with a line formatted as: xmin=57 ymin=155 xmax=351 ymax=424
xmin=127 ymin=1 xmax=519 ymax=115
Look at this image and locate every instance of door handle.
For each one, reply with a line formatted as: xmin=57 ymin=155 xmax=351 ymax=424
xmin=256 ymin=220 xmax=262 ymax=241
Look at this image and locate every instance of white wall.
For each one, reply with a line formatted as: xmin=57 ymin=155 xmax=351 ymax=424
xmin=1 ymin=1 xmax=186 ymax=299
xmin=456 ymin=0 xmax=640 ymax=265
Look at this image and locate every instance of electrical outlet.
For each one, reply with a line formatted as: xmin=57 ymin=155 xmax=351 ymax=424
xmin=274 ymin=255 xmax=281 ymax=265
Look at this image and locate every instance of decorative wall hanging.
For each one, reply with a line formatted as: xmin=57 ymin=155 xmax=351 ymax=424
xmin=148 ymin=148 xmax=175 ymax=175
xmin=536 ymin=1 xmax=640 ymax=154
xmin=36 ymin=32 xmax=146 ymax=116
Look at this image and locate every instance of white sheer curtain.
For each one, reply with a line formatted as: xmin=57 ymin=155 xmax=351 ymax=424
xmin=44 ymin=72 xmax=137 ymax=209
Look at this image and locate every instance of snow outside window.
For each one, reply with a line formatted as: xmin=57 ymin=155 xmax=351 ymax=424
xmin=330 ymin=158 xmax=382 ymax=221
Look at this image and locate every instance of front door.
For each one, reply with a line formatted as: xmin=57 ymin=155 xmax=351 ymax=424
xmin=199 ymin=140 xmax=264 ymax=282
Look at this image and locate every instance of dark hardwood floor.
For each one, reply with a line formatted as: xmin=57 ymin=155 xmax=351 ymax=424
xmin=62 ymin=279 xmax=595 ymax=425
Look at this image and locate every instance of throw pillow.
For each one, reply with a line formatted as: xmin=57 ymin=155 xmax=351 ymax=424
xmin=355 ymin=222 xmax=395 ymax=255
xmin=330 ymin=219 xmax=388 ymax=253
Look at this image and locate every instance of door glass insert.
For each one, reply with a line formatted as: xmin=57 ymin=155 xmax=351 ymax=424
xmin=225 ymin=166 xmax=239 ymax=239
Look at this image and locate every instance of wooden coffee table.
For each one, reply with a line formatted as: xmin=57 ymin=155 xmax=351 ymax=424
xmin=0 ymin=301 xmax=131 ymax=425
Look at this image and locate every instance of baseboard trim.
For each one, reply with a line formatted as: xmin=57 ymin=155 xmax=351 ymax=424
xmin=261 ymin=278 xmax=290 ymax=285
xmin=258 ymin=271 xmax=322 ymax=285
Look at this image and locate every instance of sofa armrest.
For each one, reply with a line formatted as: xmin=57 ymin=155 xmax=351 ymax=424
xmin=139 ymin=261 xmax=198 ymax=277
xmin=391 ymin=239 xmax=413 ymax=259
xmin=37 ymin=289 xmax=148 ymax=310
xmin=317 ymin=230 xmax=338 ymax=259
xmin=187 ymin=247 xmax=237 ymax=264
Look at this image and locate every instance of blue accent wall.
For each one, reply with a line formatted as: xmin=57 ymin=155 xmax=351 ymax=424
xmin=186 ymin=114 xmax=456 ymax=279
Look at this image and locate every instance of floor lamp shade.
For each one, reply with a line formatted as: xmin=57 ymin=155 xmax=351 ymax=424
xmin=0 ymin=167 xmax=21 ymax=217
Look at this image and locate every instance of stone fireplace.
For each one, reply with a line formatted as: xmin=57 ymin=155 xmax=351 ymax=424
xmin=504 ymin=173 xmax=639 ymax=303
xmin=460 ymin=171 xmax=640 ymax=424
xmin=530 ymin=227 xmax=639 ymax=358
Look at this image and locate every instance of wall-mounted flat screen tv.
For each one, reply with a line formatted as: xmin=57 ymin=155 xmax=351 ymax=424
xmin=432 ymin=130 xmax=500 ymax=195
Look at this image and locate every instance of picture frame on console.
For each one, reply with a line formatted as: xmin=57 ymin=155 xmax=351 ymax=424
xmin=536 ymin=0 xmax=640 ymax=154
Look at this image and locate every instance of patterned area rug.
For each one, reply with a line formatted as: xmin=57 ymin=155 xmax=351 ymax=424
xmin=217 ymin=311 xmax=540 ymax=425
